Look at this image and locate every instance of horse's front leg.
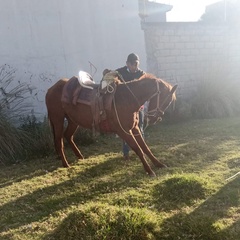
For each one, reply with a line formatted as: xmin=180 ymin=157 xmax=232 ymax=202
xmin=117 ymin=130 xmax=156 ymax=177
xmin=132 ymin=127 xmax=167 ymax=169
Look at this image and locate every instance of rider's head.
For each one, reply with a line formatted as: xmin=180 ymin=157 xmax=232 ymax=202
xmin=126 ymin=53 xmax=140 ymax=73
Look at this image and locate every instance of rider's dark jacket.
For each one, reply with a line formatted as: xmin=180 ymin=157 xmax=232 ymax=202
xmin=116 ymin=66 xmax=145 ymax=82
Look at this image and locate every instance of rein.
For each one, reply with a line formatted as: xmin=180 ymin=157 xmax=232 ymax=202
xmin=113 ymin=78 xmax=170 ymax=135
xmin=113 ymin=96 xmax=137 ymax=135
xmin=117 ymin=72 xmax=142 ymax=107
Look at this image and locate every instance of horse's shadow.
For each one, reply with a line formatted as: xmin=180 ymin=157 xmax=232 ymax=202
xmin=0 ymin=159 xmax=58 ymax=189
xmin=0 ymin=134 xmax=119 ymax=189
xmin=0 ymin=155 xmax=149 ymax=235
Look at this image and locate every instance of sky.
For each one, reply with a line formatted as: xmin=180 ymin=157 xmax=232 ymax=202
xmin=154 ymin=0 xmax=221 ymax=22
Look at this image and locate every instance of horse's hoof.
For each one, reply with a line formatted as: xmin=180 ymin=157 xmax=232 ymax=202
xmin=148 ymin=172 xmax=156 ymax=178
xmin=157 ymin=163 xmax=167 ymax=168
xmin=161 ymin=164 xmax=168 ymax=168
xmin=77 ymin=155 xmax=84 ymax=159
xmin=63 ymin=164 xmax=70 ymax=168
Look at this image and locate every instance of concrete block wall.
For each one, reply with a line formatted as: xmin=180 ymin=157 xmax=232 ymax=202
xmin=142 ymin=22 xmax=240 ymax=98
xmin=0 ymin=0 xmax=146 ymax=115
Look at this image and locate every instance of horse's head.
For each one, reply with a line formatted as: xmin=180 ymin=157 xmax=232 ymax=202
xmin=147 ymin=78 xmax=177 ymax=125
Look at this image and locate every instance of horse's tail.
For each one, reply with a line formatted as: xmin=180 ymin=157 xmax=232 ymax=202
xmin=48 ymin=112 xmax=56 ymax=143
xmin=45 ymin=90 xmax=56 ymax=145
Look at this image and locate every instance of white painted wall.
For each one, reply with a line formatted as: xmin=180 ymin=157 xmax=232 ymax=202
xmin=0 ymin=0 xmax=146 ymax=115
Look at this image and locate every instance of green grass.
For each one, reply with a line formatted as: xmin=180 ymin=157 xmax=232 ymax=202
xmin=0 ymin=117 xmax=240 ymax=239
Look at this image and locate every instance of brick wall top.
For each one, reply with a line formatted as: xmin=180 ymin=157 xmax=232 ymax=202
xmin=141 ymin=22 xmax=240 ymax=97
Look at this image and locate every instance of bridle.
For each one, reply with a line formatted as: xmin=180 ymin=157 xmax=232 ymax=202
xmin=145 ymin=80 xmax=172 ymax=120
xmin=116 ymin=73 xmax=172 ymax=118
xmin=113 ymin=76 xmax=173 ymax=134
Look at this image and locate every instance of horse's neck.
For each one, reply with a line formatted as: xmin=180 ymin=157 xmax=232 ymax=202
xmin=127 ymin=78 xmax=157 ymax=105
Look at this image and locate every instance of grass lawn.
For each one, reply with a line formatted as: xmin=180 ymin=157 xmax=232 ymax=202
xmin=0 ymin=117 xmax=239 ymax=240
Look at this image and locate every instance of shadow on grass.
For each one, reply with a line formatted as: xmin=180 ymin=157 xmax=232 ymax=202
xmin=156 ymin=177 xmax=240 ymax=240
xmin=0 ymin=157 xmax=59 ymax=188
xmin=149 ymin=135 xmax=239 ymax=178
xmin=227 ymin=157 xmax=240 ymax=169
xmin=147 ymin=120 xmax=240 ymax=173
xmin=152 ymin=175 xmax=208 ymax=211
xmin=221 ymin=218 xmax=240 ymax=240
xmin=0 ymin=134 xmax=120 ymax=189
xmin=0 ymin=155 xmax=150 ymax=234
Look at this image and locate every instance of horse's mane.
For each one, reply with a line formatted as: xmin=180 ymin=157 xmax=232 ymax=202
xmin=139 ymin=73 xmax=172 ymax=89
xmin=139 ymin=73 xmax=155 ymax=80
xmin=139 ymin=73 xmax=176 ymax=101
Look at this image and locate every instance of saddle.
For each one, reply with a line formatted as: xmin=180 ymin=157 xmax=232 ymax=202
xmin=61 ymin=71 xmax=119 ymax=132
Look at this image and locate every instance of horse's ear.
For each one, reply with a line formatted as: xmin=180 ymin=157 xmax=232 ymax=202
xmin=171 ymin=85 xmax=178 ymax=94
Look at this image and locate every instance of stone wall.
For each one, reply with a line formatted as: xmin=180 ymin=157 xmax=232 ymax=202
xmin=142 ymin=22 xmax=240 ymax=97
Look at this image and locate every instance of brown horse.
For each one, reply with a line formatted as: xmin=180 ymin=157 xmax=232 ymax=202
xmin=45 ymin=73 xmax=177 ymax=176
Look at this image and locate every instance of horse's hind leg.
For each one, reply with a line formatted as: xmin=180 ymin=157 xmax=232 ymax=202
xmin=46 ymin=79 xmax=71 ymax=168
xmin=49 ymin=116 xmax=70 ymax=168
xmin=64 ymin=117 xmax=84 ymax=159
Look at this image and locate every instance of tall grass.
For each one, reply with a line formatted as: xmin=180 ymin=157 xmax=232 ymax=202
xmin=0 ymin=114 xmax=24 ymax=165
xmin=18 ymin=115 xmax=54 ymax=159
xmin=0 ymin=64 xmax=36 ymax=164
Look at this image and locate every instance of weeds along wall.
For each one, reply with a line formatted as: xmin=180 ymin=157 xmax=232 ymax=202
xmin=142 ymin=22 xmax=240 ymax=98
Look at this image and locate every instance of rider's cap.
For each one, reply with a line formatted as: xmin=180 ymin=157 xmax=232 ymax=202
xmin=127 ymin=53 xmax=140 ymax=64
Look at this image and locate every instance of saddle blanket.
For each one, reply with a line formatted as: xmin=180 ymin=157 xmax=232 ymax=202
xmin=61 ymin=76 xmax=94 ymax=105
